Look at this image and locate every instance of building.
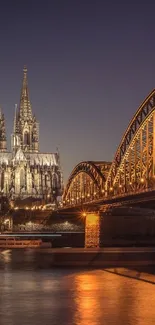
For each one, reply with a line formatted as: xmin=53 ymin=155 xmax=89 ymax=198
xmin=0 ymin=67 xmax=63 ymax=204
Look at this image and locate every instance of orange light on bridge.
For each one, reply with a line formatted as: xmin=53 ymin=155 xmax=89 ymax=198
xmin=85 ymin=213 xmax=100 ymax=248
xmin=110 ymin=187 xmax=113 ymax=191
xmin=140 ymin=178 xmax=144 ymax=183
xmin=87 ymin=213 xmax=98 ymax=226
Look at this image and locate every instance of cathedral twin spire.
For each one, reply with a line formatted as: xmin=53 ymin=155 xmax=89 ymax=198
xmin=19 ymin=66 xmax=32 ymax=120
xmin=12 ymin=67 xmax=39 ymax=153
xmin=0 ymin=67 xmax=39 ymax=153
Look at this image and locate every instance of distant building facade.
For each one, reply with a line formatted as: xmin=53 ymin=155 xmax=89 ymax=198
xmin=0 ymin=67 xmax=63 ymax=203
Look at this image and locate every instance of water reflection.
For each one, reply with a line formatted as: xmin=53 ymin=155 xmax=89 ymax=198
xmin=0 ymin=251 xmax=154 ymax=325
xmin=74 ymin=271 xmax=132 ymax=325
xmin=74 ymin=272 xmax=103 ymax=325
xmin=0 ymin=249 xmax=11 ymax=263
xmin=133 ymin=280 xmax=155 ymax=325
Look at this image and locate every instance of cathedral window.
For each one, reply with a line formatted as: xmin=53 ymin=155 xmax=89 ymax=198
xmin=52 ymin=173 xmax=58 ymax=189
xmin=24 ymin=131 xmax=30 ymax=145
xmin=20 ymin=169 xmax=25 ymax=189
xmin=45 ymin=174 xmax=49 ymax=187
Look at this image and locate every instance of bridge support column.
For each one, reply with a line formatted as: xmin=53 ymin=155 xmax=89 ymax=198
xmin=153 ymin=112 xmax=155 ymax=179
xmin=85 ymin=212 xmax=100 ymax=248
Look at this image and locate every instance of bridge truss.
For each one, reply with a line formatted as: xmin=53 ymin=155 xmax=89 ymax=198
xmin=63 ymin=161 xmax=111 ymax=205
xmin=63 ymin=89 xmax=155 ymax=206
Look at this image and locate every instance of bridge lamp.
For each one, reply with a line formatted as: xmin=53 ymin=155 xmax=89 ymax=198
xmin=87 ymin=194 xmax=90 ymax=197
xmin=110 ymin=187 xmax=113 ymax=192
xmin=119 ymin=184 xmax=122 ymax=188
xmin=81 ymin=212 xmax=87 ymax=218
xmin=140 ymin=178 xmax=144 ymax=183
xmin=94 ymin=192 xmax=97 ymax=195
xmin=101 ymin=189 xmax=105 ymax=193
xmin=129 ymin=181 xmax=132 ymax=185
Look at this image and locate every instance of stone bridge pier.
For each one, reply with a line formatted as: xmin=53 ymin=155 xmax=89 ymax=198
xmin=85 ymin=212 xmax=100 ymax=248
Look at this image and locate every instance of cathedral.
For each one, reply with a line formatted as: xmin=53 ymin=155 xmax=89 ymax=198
xmin=0 ymin=67 xmax=63 ymax=203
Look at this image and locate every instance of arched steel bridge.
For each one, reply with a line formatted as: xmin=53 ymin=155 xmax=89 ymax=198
xmin=63 ymin=89 xmax=155 ymax=207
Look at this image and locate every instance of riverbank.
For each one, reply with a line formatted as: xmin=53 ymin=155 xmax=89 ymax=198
xmin=35 ymin=247 xmax=155 ymax=267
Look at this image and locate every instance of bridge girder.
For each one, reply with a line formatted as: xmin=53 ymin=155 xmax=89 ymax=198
xmin=106 ymin=89 xmax=155 ymax=196
xmin=63 ymin=161 xmax=111 ymax=205
xmin=64 ymin=89 xmax=155 ymax=207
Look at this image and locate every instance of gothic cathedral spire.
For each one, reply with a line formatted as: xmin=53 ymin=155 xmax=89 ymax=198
xmin=13 ymin=104 xmax=18 ymax=133
xmin=0 ymin=108 xmax=7 ymax=152
xmin=19 ymin=66 xmax=32 ymax=119
xmin=11 ymin=67 xmax=39 ymax=153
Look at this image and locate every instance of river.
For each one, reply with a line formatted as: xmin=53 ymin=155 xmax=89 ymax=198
xmin=0 ymin=249 xmax=155 ymax=325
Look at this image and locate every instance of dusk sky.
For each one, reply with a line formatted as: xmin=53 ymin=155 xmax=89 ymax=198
xmin=0 ymin=1 xmax=155 ymax=182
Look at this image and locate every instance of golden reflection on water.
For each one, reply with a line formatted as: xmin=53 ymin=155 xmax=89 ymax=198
xmin=73 ymin=270 xmax=124 ymax=325
xmin=0 ymin=257 xmax=155 ymax=325
xmin=71 ymin=269 xmax=155 ymax=325
xmin=133 ymin=280 xmax=155 ymax=325
xmin=74 ymin=273 xmax=100 ymax=325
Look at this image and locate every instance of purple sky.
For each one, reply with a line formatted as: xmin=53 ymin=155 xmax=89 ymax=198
xmin=0 ymin=1 xmax=155 ymax=182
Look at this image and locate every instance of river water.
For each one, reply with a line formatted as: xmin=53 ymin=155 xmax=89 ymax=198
xmin=0 ymin=249 xmax=155 ymax=325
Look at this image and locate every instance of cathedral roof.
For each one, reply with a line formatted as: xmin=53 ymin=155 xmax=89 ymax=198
xmin=0 ymin=151 xmax=58 ymax=166
xmin=25 ymin=153 xmax=58 ymax=166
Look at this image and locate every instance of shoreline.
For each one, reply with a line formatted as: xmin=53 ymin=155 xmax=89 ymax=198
xmin=34 ymin=246 xmax=155 ymax=267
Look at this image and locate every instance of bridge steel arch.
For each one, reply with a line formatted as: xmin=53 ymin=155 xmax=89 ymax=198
xmin=63 ymin=89 xmax=155 ymax=207
xmin=105 ymin=89 xmax=155 ymax=196
xmin=63 ymin=161 xmax=111 ymax=205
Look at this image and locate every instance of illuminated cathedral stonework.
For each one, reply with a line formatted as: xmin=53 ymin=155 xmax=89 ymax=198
xmin=0 ymin=67 xmax=63 ymax=202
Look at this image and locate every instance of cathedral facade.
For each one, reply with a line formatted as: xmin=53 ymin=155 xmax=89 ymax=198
xmin=0 ymin=67 xmax=63 ymax=203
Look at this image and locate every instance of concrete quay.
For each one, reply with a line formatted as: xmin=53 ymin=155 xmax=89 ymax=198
xmin=35 ymin=247 xmax=155 ymax=267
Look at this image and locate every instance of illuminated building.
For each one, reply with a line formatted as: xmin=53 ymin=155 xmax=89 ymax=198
xmin=0 ymin=67 xmax=63 ymax=204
